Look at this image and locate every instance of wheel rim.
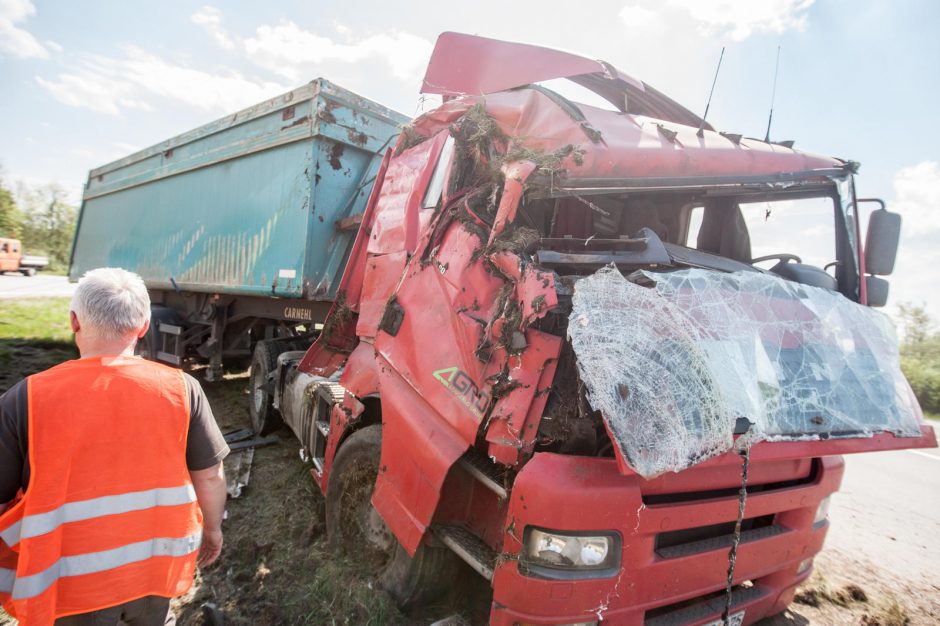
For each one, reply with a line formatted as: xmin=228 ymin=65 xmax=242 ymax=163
xmin=250 ymin=366 xmax=265 ymax=415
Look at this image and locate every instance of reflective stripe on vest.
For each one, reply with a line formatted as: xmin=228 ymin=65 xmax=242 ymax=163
xmin=2 ymin=531 xmax=200 ymax=600
xmin=0 ymin=485 xmax=196 ymax=548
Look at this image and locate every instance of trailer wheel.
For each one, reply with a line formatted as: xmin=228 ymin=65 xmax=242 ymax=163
xmin=326 ymin=425 xmax=460 ymax=610
xmin=136 ymin=306 xmax=182 ymax=363
xmin=20 ymin=268 xmax=36 ymax=277
xmin=249 ymin=340 xmax=282 ymax=434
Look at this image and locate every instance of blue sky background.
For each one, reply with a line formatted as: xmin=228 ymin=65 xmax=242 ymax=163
xmin=1 ymin=0 xmax=938 ymax=316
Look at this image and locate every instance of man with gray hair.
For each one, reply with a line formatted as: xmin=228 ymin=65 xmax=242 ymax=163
xmin=0 ymin=268 xmax=229 ymax=625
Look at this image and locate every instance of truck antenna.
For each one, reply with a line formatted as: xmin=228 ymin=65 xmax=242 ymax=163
xmin=764 ymin=46 xmax=782 ymax=142
xmin=697 ymin=46 xmax=725 ymax=138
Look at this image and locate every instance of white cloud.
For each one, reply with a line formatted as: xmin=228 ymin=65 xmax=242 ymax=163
xmin=36 ymin=46 xmax=286 ymax=116
xmin=619 ymin=4 xmax=665 ymax=31
xmin=244 ymin=22 xmax=432 ymax=83
xmin=882 ymin=161 xmax=940 ymax=315
xmin=625 ymin=0 xmax=816 ymax=41
xmin=192 ymin=6 xmax=431 ymax=85
xmin=45 ymin=39 xmax=62 ymax=53
xmin=891 ymin=160 xmax=940 ymax=237
xmin=191 ymin=5 xmax=234 ymax=50
xmin=0 ymin=0 xmax=48 ymax=58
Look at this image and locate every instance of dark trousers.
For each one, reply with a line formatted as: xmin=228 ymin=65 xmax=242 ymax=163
xmin=54 ymin=596 xmax=175 ymax=626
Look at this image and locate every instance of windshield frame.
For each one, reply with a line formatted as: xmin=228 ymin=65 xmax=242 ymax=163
xmin=519 ymin=171 xmax=863 ymax=302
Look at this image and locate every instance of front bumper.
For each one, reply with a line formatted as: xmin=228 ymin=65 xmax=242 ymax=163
xmin=490 ymin=452 xmax=844 ymax=625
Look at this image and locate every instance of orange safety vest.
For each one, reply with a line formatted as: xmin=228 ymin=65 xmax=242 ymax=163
xmin=0 ymin=356 xmax=203 ymax=625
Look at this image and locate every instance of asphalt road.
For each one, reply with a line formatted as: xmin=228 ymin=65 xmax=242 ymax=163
xmin=824 ymin=441 xmax=940 ymax=585
xmin=0 ymin=273 xmax=76 ymax=299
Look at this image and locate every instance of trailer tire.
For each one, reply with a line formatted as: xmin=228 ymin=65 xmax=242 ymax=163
xmin=326 ymin=425 xmax=459 ymax=610
xmin=20 ymin=268 xmax=36 ymax=277
xmin=136 ymin=306 xmax=182 ymax=363
xmin=249 ymin=340 xmax=282 ymax=434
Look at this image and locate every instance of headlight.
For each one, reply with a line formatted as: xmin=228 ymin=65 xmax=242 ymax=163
xmin=813 ymin=495 xmax=832 ymax=526
xmin=522 ymin=527 xmax=621 ymax=579
xmin=797 ymin=558 xmax=813 ymax=574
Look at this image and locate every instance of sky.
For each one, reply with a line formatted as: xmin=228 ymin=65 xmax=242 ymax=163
xmin=1 ymin=0 xmax=938 ymax=317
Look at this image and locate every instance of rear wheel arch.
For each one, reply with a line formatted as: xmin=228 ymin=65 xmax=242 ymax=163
xmin=325 ymin=424 xmax=461 ymax=610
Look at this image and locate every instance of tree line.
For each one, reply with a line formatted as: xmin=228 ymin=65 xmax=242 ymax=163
xmin=897 ymin=303 xmax=940 ymax=418
xmin=0 ymin=172 xmax=77 ymax=272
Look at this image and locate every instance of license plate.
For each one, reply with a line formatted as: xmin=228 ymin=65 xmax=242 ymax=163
xmin=703 ymin=611 xmax=745 ymax=626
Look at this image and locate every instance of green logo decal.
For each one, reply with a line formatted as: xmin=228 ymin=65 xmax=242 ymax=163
xmin=433 ymin=366 xmax=489 ymax=418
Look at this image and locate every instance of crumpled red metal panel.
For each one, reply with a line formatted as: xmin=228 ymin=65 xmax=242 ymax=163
xmin=489 ymin=162 xmax=536 ymax=243
xmin=422 ymin=32 xmax=638 ymax=96
xmin=368 ymin=134 xmax=448 ymax=256
xmin=421 ymin=32 xmax=711 ymax=129
xmin=485 ymin=329 xmax=562 ymax=465
xmin=356 ymin=251 xmax=407 ymax=339
xmin=410 ymin=88 xmax=843 ymax=185
xmin=371 ymin=355 xmax=469 ymax=555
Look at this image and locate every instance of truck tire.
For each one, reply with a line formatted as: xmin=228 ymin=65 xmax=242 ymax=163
xmin=326 ymin=425 xmax=460 ymax=610
xmin=136 ymin=306 xmax=182 ymax=363
xmin=20 ymin=268 xmax=36 ymax=277
xmin=249 ymin=340 xmax=282 ymax=434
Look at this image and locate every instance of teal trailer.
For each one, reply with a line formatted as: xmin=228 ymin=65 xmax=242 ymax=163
xmin=69 ymin=79 xmax=409 ymax=379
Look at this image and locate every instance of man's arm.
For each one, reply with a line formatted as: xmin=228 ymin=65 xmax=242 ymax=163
xmin=190 ymin=462 xmax=226 ymax=567
xmin=0 ymin=381 xmax=29 ymax=510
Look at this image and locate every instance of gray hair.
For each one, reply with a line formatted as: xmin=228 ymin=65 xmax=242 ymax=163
xmin=71 ymin=267 xmax=151 ymax=340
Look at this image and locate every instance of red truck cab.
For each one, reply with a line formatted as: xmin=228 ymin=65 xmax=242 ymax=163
xmin=268 ymin=33 xmax=937 ymax=625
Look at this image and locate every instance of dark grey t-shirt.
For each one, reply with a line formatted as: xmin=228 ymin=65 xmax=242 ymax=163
xmin=0 ymin=371 xmax=229 ymax=503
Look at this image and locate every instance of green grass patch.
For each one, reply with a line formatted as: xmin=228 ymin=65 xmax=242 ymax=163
xmin=0 ymin=297 xmax=77 ymax=392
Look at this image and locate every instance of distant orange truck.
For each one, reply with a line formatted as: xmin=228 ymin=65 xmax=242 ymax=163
xmin=0 ymin=238 xmax=48 ymax=276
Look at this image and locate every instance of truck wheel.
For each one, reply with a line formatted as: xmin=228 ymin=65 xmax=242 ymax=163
xmin=136 ymin=306 xmax=182 ymax=363
xmin=20 ymin=268 xmax=36 ymax=277
xmin=249 ymin=340 xmax=282 ymax=434
xmin=326 ymin=425 xmax=460 ymax=610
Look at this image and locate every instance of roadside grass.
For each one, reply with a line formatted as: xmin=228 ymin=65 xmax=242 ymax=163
xmin=794 ymin=568 xmax=917 ymax=626
xmin=795 ymin=570 xmax=869 ymax=609
xmin=861 ymin=595 xmax=912 ymax=626
xmin=0 ymin=297 xmax=76 ymax=391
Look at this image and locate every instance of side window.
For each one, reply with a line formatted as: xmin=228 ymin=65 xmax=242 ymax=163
xmin=740 ymin=197 xmax=835 ymax=269
xmin=685 ymin=206 xmax=704 ymax=247
xmin=1 ymin=243 xmax=8 ymax=253
xmin=422 ymin=135 xmax=455 ymax=209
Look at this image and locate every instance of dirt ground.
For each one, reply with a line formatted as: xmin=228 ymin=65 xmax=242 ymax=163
xmin=173 ymin=370 xmax=411 ymax=626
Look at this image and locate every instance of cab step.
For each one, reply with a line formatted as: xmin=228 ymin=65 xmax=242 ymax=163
xmin=433 ymin=524 xmax=497 ymax=581
xmin=457 ymin=448 xmax=509 ymax=499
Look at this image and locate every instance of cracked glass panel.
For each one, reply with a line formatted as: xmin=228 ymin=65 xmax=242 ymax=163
xmin=568 ymin=266 xmax=920 ymax=478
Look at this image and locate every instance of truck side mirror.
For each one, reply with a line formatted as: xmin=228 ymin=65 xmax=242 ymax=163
xmin=865 ymin=275 xmax=889 ymax=308
xmin=863 ymin=204 xmax=901 ymax=276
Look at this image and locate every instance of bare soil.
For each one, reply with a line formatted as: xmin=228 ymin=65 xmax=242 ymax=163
xmin=758 ymin=548 xmax=939 ymax=626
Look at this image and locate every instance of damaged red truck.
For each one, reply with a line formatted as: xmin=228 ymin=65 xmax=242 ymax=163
xmin=266 ymin=34 xmax=938 ymax=625
xmin=73 ymin=33 xmax=938 ymax=625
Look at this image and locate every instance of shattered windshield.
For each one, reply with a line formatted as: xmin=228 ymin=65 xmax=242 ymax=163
xmin=567 ymin=266 xmax=921 ymax=478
